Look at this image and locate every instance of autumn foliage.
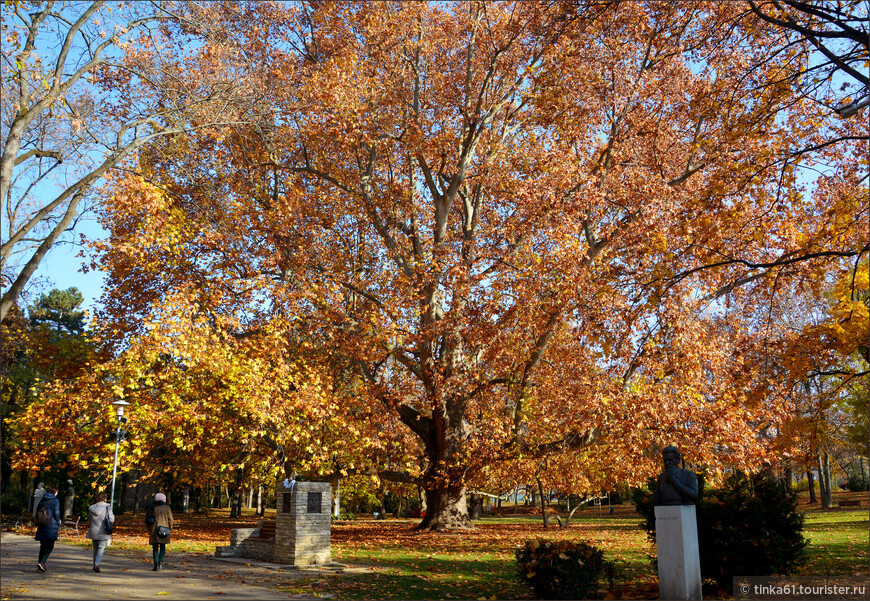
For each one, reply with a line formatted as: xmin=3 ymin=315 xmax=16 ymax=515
xmin=7 ymin=1 xmax=867 ymax=531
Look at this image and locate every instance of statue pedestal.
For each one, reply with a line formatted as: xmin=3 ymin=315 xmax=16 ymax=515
xmin=655 ymin=505 xmax=702 ymax=600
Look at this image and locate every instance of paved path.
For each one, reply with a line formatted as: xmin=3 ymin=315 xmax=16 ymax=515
xmin=1 ymin=533 xmax=335 ymax=600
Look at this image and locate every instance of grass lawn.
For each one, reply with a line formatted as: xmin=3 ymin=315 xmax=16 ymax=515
xmin=316 ymin=496 xmax=868 ymax=600
xmin=319 ymin=516 xmax=658 ymax=600
xmin=799 ymin=510 xmax=870 ymax=578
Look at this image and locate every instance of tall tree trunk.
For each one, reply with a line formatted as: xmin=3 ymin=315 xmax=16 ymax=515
xmin=403 ymin=397 xmax=473 ymax=531
xmin=133 ymin=472 xmax=141 ymax=516
xmin=468 ymin=493 xmax=483 ymax=520
xmin=784 ymin=467 xmax=794 ymax=496
xmin=807 ymin=470 xmax=817 ymax=504
xmin=818 ymin=452 xmax=833 ymax=509
xmin=118 ymin=472 xmax=128 ymax=514
xmin=536 ymin=477 xmax=549 ymax=528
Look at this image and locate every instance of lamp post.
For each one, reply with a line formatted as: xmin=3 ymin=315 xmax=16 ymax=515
xmin=109 ymin=399 xmax=130 ymax=511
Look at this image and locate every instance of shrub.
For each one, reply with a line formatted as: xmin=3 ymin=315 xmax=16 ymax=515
xmin=515 ymin=537 xmax=608 ymax=599
xmin=0 ymin=485 xmax=29 ymax=515
xmin=791 ymin=478 xmax=810 ymax=493
xmin=845 ymin=465 xmax=870 ymax=492
xmin=634 ymin=471 xmax=807 ymax=593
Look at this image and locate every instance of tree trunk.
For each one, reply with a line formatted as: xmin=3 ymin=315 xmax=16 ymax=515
xmin=807 ymin=470 xmax=817 ymax=504
xmin=818 ymin=452 xmax=833 ymax=509
xmin=133 ymin=472 xmax=141 ymax=516
xmin=415 ymin=485 xmax=471 ymax=531
xmin=784 ymin=467 xmax=794 ymax=496
xmin=536 ymin=477 xmax=549 ymax=528
xmin=229 ymin=482 xmax=239 ymax=518
xmin=468 ymin=493 xmax=483 ymax=520
xmin=402 ymin=397 xmax=473 ymax=530
xmin=333 ymin=479 xmax=341 ymax=518
xmin=418 ymin=485 xmax=427 ymax=513
xmin=118 ymin=472 xmax=128 ymax=514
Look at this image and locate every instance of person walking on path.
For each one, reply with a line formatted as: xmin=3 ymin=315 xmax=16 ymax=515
xmin=86 ymin=492 xmax=114 ymax=572
xmin=34 ymin=485 xmax=61 ymax=572
xmin=147 ymin=492 xmax=174 ymax=571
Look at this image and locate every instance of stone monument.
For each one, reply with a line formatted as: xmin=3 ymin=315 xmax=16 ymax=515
xmin=273 ymin=478 xmax=331 ymax=565
xmin=63 ymin=479 xmax=75 ymax=517
xmin=654 ymin=445 xmax=702 ymax=601
xmin=32 ymin=482 xmax=46 ymax=515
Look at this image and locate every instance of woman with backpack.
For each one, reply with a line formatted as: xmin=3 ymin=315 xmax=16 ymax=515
xmin=146 ymin=492 xmax=174 ymax=571
xmin=34 ymin=485 xmax=61 ymax=573
xmin=86 ymin=492 xmax=114 ymax=572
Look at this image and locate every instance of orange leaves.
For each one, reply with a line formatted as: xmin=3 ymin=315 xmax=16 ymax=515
xmin=54 ymin=2 xmax=864 ymax=519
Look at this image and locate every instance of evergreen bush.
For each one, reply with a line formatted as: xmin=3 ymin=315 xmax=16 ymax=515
xmin=515 ymin=537 xmax=609 ymax=599
xmin=845 ymin=464 xmax=869 ymax=492
xmin=0 ymin=486 xmax=29 ymax=515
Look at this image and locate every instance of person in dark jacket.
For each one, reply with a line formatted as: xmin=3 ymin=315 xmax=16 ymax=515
xmin=147 ymin=492 xmax=174 ymax=571
xmin=34 ymin=486 xmax=61 ymax=572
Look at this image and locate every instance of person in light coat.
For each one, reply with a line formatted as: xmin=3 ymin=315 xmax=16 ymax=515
xmin=86 ymin=492 xmax=114 ymax=572
xmin=147 ymin=492 xmax=174 ymax=571
xmin=34 ymin=486 xmax=61 ymax=573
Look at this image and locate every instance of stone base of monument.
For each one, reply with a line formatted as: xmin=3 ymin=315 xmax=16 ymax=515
xmin=274 ymin=480 xmax=332 ymax=565
xmin=655 ymin=504 xmax=702 ymax=600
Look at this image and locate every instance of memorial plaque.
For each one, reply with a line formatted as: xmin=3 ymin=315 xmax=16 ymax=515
xmin=307 ymin=492 xmax=322 ymax=513
xmin=282 ymin=492 xmax=293 ymax=513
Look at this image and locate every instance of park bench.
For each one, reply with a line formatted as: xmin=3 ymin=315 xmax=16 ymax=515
xmin=61 ymin=515 xmax=82 ymax=538
xmin=3 ymin=513 xmax=33 ymax=532
xmin=250 ymin=519 xmax=276 ymax=541
xmin=837 ymin=500 xmax=861 ymax=508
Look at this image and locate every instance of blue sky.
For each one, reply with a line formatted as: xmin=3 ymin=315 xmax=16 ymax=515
xmin=30 ymin=218 xmax=106 ymax=316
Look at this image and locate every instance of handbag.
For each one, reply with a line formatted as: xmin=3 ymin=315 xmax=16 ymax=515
xmin=156 ymin=524 xmax=171 ymax=538
xmin=103 ymin=506 xmax=114 ymax=535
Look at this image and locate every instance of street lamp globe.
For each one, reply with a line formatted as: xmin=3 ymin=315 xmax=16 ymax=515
xmin=112 ymin=399 xmax=130 ymax=418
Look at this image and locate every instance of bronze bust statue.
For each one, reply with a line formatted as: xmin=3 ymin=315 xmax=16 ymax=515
xmin=654 ymin=446 xmax=698 ymax=506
